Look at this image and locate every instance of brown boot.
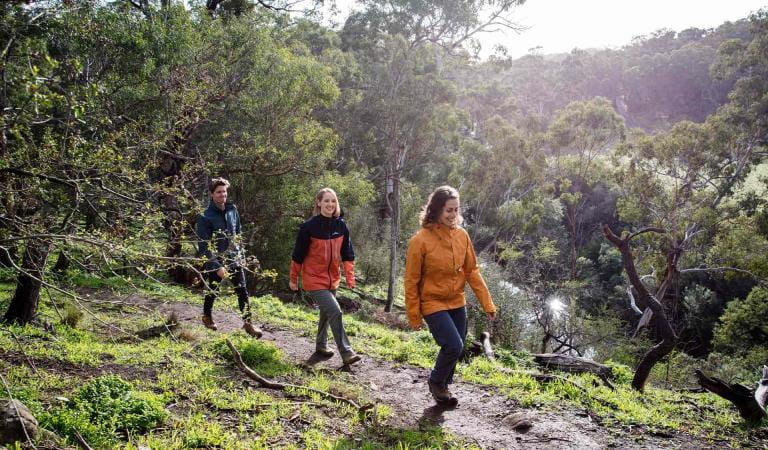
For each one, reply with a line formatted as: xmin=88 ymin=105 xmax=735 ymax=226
xmin=242 ymin=321 xmax=263 ymax=338
xmin=341 ymin=350 xmax=362 ymax=365
xmin=201 ymin=315 xmax=217 ymax=331
xmin=428 ymin=379 xmax=457 ymax=406
xmin=314 ymin=345 xmax=334 ymax=357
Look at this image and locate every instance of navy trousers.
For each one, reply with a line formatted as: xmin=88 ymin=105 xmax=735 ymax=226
xmin=424 ymin=306 xmax=467 ymax=386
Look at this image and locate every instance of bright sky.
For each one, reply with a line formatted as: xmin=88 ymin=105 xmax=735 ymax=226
xmin=491 ymin=0 xmax=768 ymax=58
xmin=328 ymin=0 xmax=768 ymax=59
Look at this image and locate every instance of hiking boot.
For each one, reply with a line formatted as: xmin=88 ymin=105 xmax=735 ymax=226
xmin=314 ymin=345 xmax=334 ymax=357
xmin=428 ymin=379 xmax=453 ymax=404
xmin=341 ymin=351 xmax=362 ymax=365
xmin=242 ymin=321 xmax=263 ymax=338
xmin=201 ymin=315 xmax=217 ymax=331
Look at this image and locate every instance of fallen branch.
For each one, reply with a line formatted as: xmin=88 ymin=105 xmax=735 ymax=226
xmin=225 ymin=339 xmax=374 ymax=414
xmin=694 ymin=369 xmax=767 ymax=424
xmin=74 ymin=429 xmax=93 ymax=450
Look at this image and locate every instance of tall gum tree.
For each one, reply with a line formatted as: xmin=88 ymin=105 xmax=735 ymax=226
xmin=339 ymin=0 xmax=526 ymax=311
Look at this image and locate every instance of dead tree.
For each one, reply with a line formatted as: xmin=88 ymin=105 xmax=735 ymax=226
xmin=603 ymin=225 xmax=678 ymax=392
xmin=695 ymin=369 xmax=767 ymax=424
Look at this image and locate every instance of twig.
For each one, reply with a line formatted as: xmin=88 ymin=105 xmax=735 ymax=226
xmin=73 ymin=429 xmax=93 ymax=450
xmin=519 ymin=437 xmax=571 ymax=443
xmin=226 ymin=339 xmax=373 ymax=412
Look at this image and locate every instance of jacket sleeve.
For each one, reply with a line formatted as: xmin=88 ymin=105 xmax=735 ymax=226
xmin=341 ymin=220 xmax=355 ymax=288
xmin=290 ymin=223 xmax=310 ymax=285
xmin=463 ymin=230 xmax=496 ymax=314
xmin=404 ymin=234 xmax=425 ymax=328
xmin=196 ymin=214 xmax=221 ymax=271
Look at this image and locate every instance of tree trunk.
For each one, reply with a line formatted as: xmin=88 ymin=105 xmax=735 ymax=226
xmin=4 ymin=239 xmax=51 ymax=325
xmin=384 ymin=169 xmax=400 ymax=312
xmin=603 ymin=225 xmax=678 ymax=392
xmin=52 ymin=249 xmax=70 ymax=275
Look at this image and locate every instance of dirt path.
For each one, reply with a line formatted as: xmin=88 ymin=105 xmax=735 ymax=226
xmin=136 ymin=296 xmax=711 ymax=449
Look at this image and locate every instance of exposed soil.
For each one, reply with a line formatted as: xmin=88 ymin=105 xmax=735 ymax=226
xmin=116 ymin=294 xmax=718 ymax=449
xmin=0 ymin=351 xmax=160 ymax=382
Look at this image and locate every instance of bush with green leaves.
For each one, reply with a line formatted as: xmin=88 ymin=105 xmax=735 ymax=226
xmin=41 ymin=375 xmax=167 ymax=448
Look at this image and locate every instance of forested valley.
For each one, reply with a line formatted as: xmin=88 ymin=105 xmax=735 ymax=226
xmin=1 ymin=0 xmax=767 ymax=448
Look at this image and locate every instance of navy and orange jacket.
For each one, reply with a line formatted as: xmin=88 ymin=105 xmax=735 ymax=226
xmin=290 ymin=215 xmax=355 ymax=291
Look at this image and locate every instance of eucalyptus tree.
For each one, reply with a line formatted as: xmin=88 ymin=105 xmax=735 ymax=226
xmin=339 ymin=0 xmax=526 ymax=311
xmin=547 ymin=98 xmax=625 ymax=279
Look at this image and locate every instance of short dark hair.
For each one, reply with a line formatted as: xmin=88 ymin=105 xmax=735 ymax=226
xmin=209 ymin=177 xmax=230 ymax=193
xmin=420 ymin=185 xmax=462 ymax=227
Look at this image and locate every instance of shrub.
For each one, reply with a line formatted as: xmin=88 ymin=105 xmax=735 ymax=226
xmin=41 ymin=375 xmax=167 ymax=448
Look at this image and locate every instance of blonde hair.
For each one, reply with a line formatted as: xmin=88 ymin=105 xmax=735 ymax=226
xmin=313 ymin=188 xmax=341 ymax=217
xmin=420 ymin=185 xmax=462 ymax=227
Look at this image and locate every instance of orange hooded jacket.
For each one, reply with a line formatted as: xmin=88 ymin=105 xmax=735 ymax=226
xmin=404 ymin=223 xmax=496 ymax=328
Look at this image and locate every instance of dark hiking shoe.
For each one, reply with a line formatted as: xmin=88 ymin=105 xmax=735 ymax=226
xmin=242 ymin=321 xmax=263 ymax=338
xmin=201 ymin=315 xmax=217 ymax=331
xmin=341 ymin=351 xmax=362 ymax=365
xmin=314 ymin=346 xmax=334 ymax=357
xmin=428 ymin=380 xmax=457 ymax=406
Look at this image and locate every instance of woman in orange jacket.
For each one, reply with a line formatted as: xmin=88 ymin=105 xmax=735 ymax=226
xmin=404 ymin=186 xmax=496 ymax=405
xmin=289 ymin=188 xmax=361 ymax=366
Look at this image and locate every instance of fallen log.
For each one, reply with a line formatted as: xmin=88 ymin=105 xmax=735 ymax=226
xmin=532 ymin=353 xmax=615 ymax=390
xmin=694 ymin=369 xmax=767 ymax=424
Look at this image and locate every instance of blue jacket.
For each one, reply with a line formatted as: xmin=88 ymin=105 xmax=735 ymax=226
xmin=196 ymin=201 xmax=242 ymax=271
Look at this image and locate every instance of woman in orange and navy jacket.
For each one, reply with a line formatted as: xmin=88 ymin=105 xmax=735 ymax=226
xmin=289 ymin=188 xmax=361 ymax=365
xmin=405 ymin=185 xmax=496 ymax=405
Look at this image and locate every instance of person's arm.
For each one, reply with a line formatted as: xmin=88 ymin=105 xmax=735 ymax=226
xmin=404 ymin=235 xmax=424 ymax=329
xmin=463 ymin=230 xmax=496 ymax=316
xmin=289 ymin=223 xmax=310 ymax=290
xmin=196 ymin=214 xmax=221 ymax=271
xmin=340 ymin=221 xmax=355 ymax=289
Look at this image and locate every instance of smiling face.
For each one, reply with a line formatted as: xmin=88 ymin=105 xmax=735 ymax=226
xmin=439 ymin=198 xmax=460 ymax=228
xmin=317 ymin=191 xmax=338 ymax=218
xmin=211 ymin=185 xmax=228 ymax=210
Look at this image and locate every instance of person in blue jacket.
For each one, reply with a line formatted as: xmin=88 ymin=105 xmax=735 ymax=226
xmin=196 ymin=177 xmax=261 ymax=337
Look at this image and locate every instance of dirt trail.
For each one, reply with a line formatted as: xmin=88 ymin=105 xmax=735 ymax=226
xmin=137 ymin=296 xmax=711 ymax=449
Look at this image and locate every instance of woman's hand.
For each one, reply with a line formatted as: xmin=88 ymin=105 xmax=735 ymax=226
xmin=410 ymin=321 xmax=423 ymax=331
xmin=486 ymin=311 xmax=496 ymax=321
xmin=289 ymin=280 xmax=298 ymax=291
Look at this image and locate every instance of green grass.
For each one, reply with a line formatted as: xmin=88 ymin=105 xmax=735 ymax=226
xmin=0 ymin=279 xmax=475 ymax=449
xmin=1 ymin=275 xmax=764 ymax=448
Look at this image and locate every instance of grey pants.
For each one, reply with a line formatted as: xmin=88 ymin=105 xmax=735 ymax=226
xmin=306 ymin=289 xmax=352 ymax=354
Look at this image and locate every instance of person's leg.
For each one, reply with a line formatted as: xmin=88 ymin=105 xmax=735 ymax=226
xmin=315 ymin=298 xmax=330 ymax=350
xmin=424 ymin=309 xmax=464 ymax=387
xmin=444 ymin=306 xmax=467 ymax=386
xmin=309 ymin=290 xmax=354 ymax=356
xmin=202 ymin=270 xmax=222 ymax=329
xmin=230 ymin=265 xmax=251 ymax=322
xmin=231 ymin=265 xmax=261 ymax=337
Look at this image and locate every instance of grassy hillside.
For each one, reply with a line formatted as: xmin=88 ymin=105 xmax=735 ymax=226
xmin=0 ymin=275 xmax=765 ymax=448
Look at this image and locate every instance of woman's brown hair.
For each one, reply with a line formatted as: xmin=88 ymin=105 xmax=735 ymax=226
xmin=312 ymin=187 xmax=341 ymax=218
xmin=419 ymin=185 xmax=462 ymax=227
